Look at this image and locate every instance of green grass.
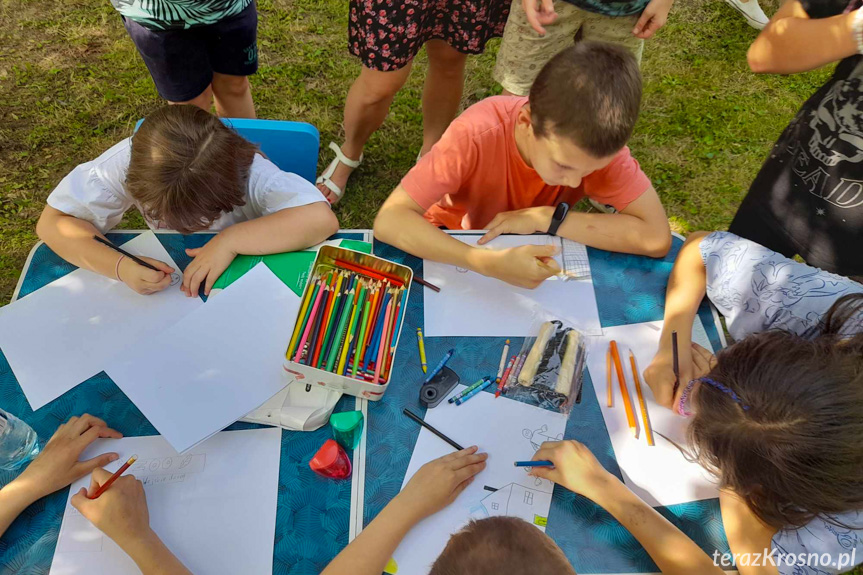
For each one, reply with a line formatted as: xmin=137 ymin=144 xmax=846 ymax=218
xmin=0 ymin=0 xmax=832 ymax=303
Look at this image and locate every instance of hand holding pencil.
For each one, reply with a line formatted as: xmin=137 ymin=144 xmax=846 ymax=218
xmin=71 ymin=467 xmax=151 ymax=546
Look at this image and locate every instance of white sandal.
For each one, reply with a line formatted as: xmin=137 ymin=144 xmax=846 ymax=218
xmin=317 ymin=142 xmax=363 ymax=202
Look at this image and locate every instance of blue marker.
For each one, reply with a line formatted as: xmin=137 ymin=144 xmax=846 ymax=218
xmin=424 ymin=349 xmax=455 ymax=384
xmin=513 ymin=460 xmax=554 ymax=467
xmin=448 ymin=377 xmax=490 ymax=404
xmin=454 ymin=378 xmax=494 ymax=405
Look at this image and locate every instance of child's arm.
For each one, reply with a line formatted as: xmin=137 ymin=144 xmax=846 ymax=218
xmin=374 ymin=186 xmax=561 ymax=289
xmin=321 ymin=446 xmax=488 ymax=575
xmin=36 ymin=206 xmax=175 ymax=295
xmin=71 ymin=469 xmax=192 ymax=575
xmin=531 ymin=440 xmax=725 ymax=575
xmin=477 ymin=186 xmax=672 ymax=258
xmin=181 ymin=202 xmax=338 ymax=297
xmin=643 ymin=231 xmax=709 ymax=409
xmin=747 ymin=0 xmax=859 ymax=74
xmin=719 ymin=490 xmax=781 ymax=575
xmin=0 ymin=415 xmax=122 ymax=538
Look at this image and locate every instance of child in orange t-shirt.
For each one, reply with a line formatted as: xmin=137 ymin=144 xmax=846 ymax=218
xmin=374 ymin=42 xmax=671 ymax=289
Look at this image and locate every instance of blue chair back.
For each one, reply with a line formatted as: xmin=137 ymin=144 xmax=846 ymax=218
xmin=133 ymin=117 xmax=320 ymax=183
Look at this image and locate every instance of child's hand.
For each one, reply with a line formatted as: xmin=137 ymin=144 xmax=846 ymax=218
xmin=71 ymin=469 xmax=152 ymax=550
xmin=528 ymin=440 xmax=615 ymax=502
xmin=478 ymin=207 xmax=555 ymax=245
xmin=644 ymin=345 xmax=693 ymax=411
xmin=478 ymin=244 xmax=561 ymax=289
xmin=118 ymin=256 xmax=174 ymax=295
xmin=13 ymin=415 xmax=122 ymax=502
xmin=690 ymin=343 xmax=717 ymax=379
xmin=182 ymin=235 xmax=237 ymax=297
xmin=632 ymin=0 xmax=673 ymax=40
xmin=395 ymin=446 xmax=488 ymax=522
xmin=522 ymin=0 xmax=558 ymax=35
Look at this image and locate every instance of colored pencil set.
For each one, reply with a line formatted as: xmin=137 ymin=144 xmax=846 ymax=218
xmin=286 ymin=265 xmax=407 ymax=384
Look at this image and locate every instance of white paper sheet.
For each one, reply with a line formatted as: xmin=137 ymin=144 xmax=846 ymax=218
xmin=105 ymin=264 xmax=300 ymax=453
xmin=0 ymin=232 xmax=201 ymax=410
xmin=585 ymin=320 xmax=720 ymax=507
xmin=392 ymin=388 xmax=567 ymax=574
xmin=423 ymin=234 xmax=601 ymax=337
xmin=49 ymin=428 xmax=281 ymax=575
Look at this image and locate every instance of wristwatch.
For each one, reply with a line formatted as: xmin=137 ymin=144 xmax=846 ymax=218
xmin=547 ymin=202 xmax=570 ymax=236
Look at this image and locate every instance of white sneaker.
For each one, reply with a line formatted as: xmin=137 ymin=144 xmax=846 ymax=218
xmin=723 ymin=0 xmax=769 ymax=30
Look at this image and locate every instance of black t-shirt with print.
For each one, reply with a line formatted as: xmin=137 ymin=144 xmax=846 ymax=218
xmin=732 ymin=0 xmax=863 ymax=276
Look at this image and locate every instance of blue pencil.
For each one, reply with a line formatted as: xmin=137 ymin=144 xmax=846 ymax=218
xmin=389 ymin=289 xmax=406 ymax=349
xmin=454 ymin=377 xmax=494 ymax=405
xmin=513 ymin=461 xmax=554 ymax=467
xmin=363 ymin=290 xmax=392 ymax=370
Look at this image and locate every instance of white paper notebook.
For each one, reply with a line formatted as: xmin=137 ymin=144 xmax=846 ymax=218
xmin=0 ymin=232 xmax=202 ymax=410
xmin=585 ymin=320 xmax=720 ymax=507
xmin=105 ymin=263 xmax=300 ymax=453
xmin=423 ymin=234 xmax=601 ymax=337
xmin=392 ymin=388 xmax=567 ymax=574
xmin=50 ymin=428 xmax=281 ymax=575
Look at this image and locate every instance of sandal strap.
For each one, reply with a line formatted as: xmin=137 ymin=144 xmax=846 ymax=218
xmin=318 ymin=176 xmax=345 ymax=200
xmin=327 ymin=142 xmax=363 ymax=169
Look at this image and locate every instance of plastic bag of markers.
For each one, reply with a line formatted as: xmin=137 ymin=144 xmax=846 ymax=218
xmin=503 ymin=317 xmax=587 ymax=415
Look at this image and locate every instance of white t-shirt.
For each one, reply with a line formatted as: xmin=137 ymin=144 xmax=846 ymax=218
xmin=46 ymin=138 xmax=328 ymax=233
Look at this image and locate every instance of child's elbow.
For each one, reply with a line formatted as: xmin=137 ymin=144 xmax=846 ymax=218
xmin=643 ymin=229 xmax=673 ymax=258
xmin=321 ymin=206 xmax=340 ymax=238
xmin=35 ymin=207 xmax=55 ymax=242
xmin=373 ymin=206 xmax=396 ymax=245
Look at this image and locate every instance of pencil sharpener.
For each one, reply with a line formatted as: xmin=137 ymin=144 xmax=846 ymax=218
xmin=310 ymin=439 xmax=352 ymax=479
xmin=330 ymin=410 xmax=364 ymax=450
xmin=419 ymin=366 xmax=460 ymax=408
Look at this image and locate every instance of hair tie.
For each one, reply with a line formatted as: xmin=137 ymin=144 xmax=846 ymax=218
xmin=676 ymin=377 xmax=750 ymax=416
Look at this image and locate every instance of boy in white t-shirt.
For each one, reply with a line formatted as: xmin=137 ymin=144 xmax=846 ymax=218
xmin=37 ymin=105 xmax=338 ymax=297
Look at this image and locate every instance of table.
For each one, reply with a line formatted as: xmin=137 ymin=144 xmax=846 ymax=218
xmin=0 ymin=231 xmax=730 ymax=575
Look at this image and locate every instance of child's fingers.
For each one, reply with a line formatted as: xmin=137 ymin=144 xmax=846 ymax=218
xmin=440 ymin=446 xmax=478 ymax=463
xmin=452 ymin=460 xmax=487 ymax=485
xmin=70 ymin=487 xmax=91 ymax=510
xmin=139 ymin=257 xmax=175 ymax=274
xmin=140 ymin=267 xmax=167 ymax=284
xmin=185 ymin=248 xmax=201 ymax=257
xmin=452 ymin=475 xmax=475 ymax=499
xmin=451 ymin=452 xmax=488 ymax=471
xmin=75 ymin=452 xmax=120 ymax=477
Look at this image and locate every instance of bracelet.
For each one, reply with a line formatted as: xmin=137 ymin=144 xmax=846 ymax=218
xmin=854 ymin=9 xmax=863 ymax=55
xmin=115 ymin=254 xmax=125 ymax=282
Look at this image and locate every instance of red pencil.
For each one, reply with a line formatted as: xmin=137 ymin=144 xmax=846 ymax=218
xmin=336 ymin=259 xmax=404 ymax=286
xmin=88 ymin=454 xmax=138 ymax=499
xmin=495 ymin=356 xmax=517 ymax=398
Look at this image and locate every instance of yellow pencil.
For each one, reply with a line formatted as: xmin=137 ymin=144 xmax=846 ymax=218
xmin=417 ymin=328 xmax=427 ymax=373
xmin=287 ymin=275 xmax=319 ymax=358
xmin=337 ymin=295 xmax=360 ymax=374
xmin=630 ymin=351 xmax=654 ymax=446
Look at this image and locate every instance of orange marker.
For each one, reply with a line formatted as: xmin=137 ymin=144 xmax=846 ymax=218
xmin=630 ymin=351 xmax=654 ymax=446
xmin=88 ymin=454 xmax=138 ymax=499
xmin=609 ymin=340 xmax=638 ymax=438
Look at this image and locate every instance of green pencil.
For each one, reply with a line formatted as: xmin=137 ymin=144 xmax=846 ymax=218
xmin=340 ymin=286 xmax=366 ymax=375
xmin=353 ymin=298 xmax=372 ymax=378
xmin=326 ymin=288 xmax=355 ymax=372
xmin=318 ymin=280 xmax=346 ymax=368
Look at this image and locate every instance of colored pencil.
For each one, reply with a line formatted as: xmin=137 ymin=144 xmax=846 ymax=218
xmin=287 ymin=277 xmax=318 ymax=359
xmin=389 ymin=289 xmax=405 ymax=348
xmin=353 ymin=299 xmax=372 ymax=378
xmin=403 ymin=408 xmax=463 ymax=451
xmin=327 ymin=288 xmax=355 ymax=372
xmin=495 ymin=356 xmax=516 ymax=398
xmin=413 ymin=275 xmax=440 ymax=292
xmin=361 ymin=282 xmax=380 ymax=355
xmin=364 ymin=290 xmax=392 ymax=370
xmin=304 ymin=285 xmax=329 ymax=365
xmin=321 ymin=276 xmax=351 ymax=368
xmin=343 ymin=286 xmax=367 ymax=376
xmin=417 ymin=327 xmax=428 ymax=373
xmin=311 ymin=282 xmax=336 ymax=367
xmin=293 ymin=281 xmax=325 ymax=362
xmin=338 ymin=288 xmax=364 ymax=375
xmin=495 ymin=339 xmax=511 ymax=385
xmin=610 ymin=341 xmax=638 ymax=438
xmin=454 ymin=377 xmax=494 ymax=405
xmin=88 ymin=454 xmax=139 ymax=499
xmin=424 ymin=348 xmax=454 ymax=384
xmin=513 ymin=460 xmax=553 ymax=468
xmin=373 ymin=299 xmax=393 ymax=383
xmin=94 ymin=236 xmax=159 ymax=272
xmin=606 ymin=347 xmax=613 ymax=408
xmin=336 ymin=259 xmax=404 ymax=286
xmin=671 ymin=330 xmax=680 ymax=395
xmin=381 ymin=291 xmax=399 ymax=380
xmin=449 ymin=377 xmax=490 ymax=403
xmin=630 ymin=351 xmax=654 ymax=446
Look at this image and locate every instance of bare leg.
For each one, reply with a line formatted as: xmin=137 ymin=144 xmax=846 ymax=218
xmin=500 ymin=88 xmax=517 ymax=97
xmin=318 ymin=63 xmax=413 ymax=202
xmin=211 ymin=73 xmax=256 ymax=118
xmin=420 ymin=40 xmax=468 ymax=156
xmin=172 ymin=84 xmax=214 ymax=111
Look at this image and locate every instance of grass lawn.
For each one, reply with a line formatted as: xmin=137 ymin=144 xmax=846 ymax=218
xmin=0 ymin=1 xmax=861 ymax=572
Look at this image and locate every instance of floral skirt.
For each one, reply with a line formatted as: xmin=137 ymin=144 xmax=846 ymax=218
xmin=348 ymin=0 xmax=511 ymax=71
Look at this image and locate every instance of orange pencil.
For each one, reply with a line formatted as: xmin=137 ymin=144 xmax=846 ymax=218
xmin=88 ymin=454 xmax=138 ymax=499
xmin=363 ymin=282 xmax=382 ymax=353
xmin=609 ymin=340 xmax=638 ymax=438
xmin=606 ymin=348 xmax=613 ymax=408
xmin=629 ymin=351 xmax=654 ymax=446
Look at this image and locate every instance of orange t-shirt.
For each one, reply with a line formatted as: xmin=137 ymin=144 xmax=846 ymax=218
xmin=400 ymin=96 xmax=652 ymax=230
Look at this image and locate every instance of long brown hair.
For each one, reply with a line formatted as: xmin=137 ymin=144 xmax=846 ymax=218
xmin=126 ymin=105 xmax=258 ymax=233
xmin=688 ymin=293 xmax=863 ymax=529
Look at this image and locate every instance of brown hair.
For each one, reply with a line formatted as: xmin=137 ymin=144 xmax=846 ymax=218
xmin=429 ymin=516 xmax=576 ymax=575
xmin=126 ymin=105 xmax=258 ymax=233
xmin=529 ymin=42 xmax=642 ymax=158
xmin=688 ymin=293 xmax=863 ymax=529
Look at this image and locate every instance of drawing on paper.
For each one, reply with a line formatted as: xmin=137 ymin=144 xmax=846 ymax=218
xmin=170 ymin=272 xmax=181 ymax=286
xmin=470 ymin=482 xmax=552 ymax=530
xmin=522 ymin=424 xmax=564 ymax=450
xmin=128 ymin=453 xmax=206 ymax=476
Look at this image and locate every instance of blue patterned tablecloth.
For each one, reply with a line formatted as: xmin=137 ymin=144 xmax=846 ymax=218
xmin=0 ymin=232 xmax=366 ymax=575
xmin=368 ymin=237 xmax=731 ymax=574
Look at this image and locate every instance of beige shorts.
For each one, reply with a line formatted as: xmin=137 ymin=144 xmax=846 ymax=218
xmin=493 ymin=1 xmax=644 ymax=96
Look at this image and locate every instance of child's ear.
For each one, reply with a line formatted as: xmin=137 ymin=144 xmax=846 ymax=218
xmin=517 ymin=105 xmax=533 ymax=129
